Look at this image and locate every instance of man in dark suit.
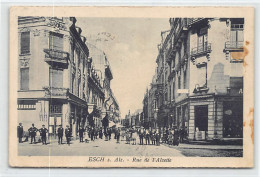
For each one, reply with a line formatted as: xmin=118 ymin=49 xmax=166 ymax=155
xmin=28 ymin=123 xmax=37 ymax=144
xmin=108 ymin=128 xmax=112 ymax=140
xmin=116 ymin=128 xmax=120 ymax=143
xmin=39 ymin=125 xmax=48 ymax=145
xmin=65 ymin=125 xmax=71 ymax=145
xmin=139 ymin=128 xmax=144 ymax=145
xmin=78 ymin=126 xmax=85 ymax=143
xmin=57 ymin=125 xmax=64 ymax=145
xmin=17 ymin=123 xmax=23 ymax=143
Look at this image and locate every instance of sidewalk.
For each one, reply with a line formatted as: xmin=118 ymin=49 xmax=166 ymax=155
xmin=175 ymin=143 xmax=243 ymax=150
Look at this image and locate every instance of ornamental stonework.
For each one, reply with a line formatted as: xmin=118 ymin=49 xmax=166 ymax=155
xmin=45 ymin=17 xmax=67 ymax=31
xmin=19 ymin=58 xmax=30 ymax=68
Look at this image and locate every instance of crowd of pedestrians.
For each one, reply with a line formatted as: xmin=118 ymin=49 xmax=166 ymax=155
xmin=17 ymin=123 xmax=188 ymax=146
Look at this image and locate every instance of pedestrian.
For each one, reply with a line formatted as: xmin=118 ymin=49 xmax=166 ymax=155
xmin=90 ymin=127 xmax=95 ymax=141
xmin=155 ymin=129 xmax=160 ymax=146
xmin=94 ymin=127 xmax=98 ymax=140
xmin=39 ymin=124 xmax=48 ymax=145
xmin=108 ymin=128 xmax=112 ymax=140
xmin=57 ymin=125 xmax=63 ymax=145
xmin=173 ymin=128 xmax=180 ymax=146
xmin=116 ymin=128 xmax=120 ymax=143
xmin=139 ymin=128 xmax=144 ymax=145
xmin=180 ymin=127 xmax=184 ymax=143
xmin=78 ymin=126 xmax=85 ymax=143
xmin=65 ymin=125 xmax=71 ymax=145
xmin=131 ymin=130 xmax=137 ymax=145
xmin=99 ymin=128 xmax=103 ymax=139
xmin=87 ymin=126 xmax=91 ymax=138
xmin=28 ymin=123 xmax=37 ymax=144
xmin=17 ymin=123 xmax=23 ymax=143
xmin=145 ymin=129 xmax=150 ymax=145
xmin=151 ymin=131 xmax=156 ymax=145
xmin=126 ymin=130 xmax=130 ymax=144
xmin=168 ymin=130 xmax=174 ymax=145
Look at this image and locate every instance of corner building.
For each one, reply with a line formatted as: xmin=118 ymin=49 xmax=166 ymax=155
xmin=17 ymin=17 xmax=104 ymax=138
xmin=153 ymin=18 xmax=244 ymax=140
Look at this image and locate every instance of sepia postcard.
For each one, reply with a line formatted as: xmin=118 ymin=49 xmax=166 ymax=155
xmin=9 ymin=6 xmax=254 ymax=168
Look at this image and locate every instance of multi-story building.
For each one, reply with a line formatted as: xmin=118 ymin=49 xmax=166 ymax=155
xmin=87 ymin=43 xmax=120 ymax=126
xmin=145 ymin=18 xmax=244 ymax=141
xmin=142 ymin=91 xmax=149 ymax=129
xmin=17 ymin=17 xmax=118 ymax=139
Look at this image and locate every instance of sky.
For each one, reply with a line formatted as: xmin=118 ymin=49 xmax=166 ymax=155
xmin=76 ymin=18 xmax=170 ymax=117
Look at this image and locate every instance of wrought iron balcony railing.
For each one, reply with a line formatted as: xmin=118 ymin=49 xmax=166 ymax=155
xmin=43 ymin=86 xmax=69 ymax=97
xmin=191 ymin=43 xmax=212 ymax=58
xmin=188 ymin=18 xmax=204 ymax=26
xmin=44 ymin=49 xmax=69 ymax=66
xmin=225 ymin=41 xmax=244 ymax=50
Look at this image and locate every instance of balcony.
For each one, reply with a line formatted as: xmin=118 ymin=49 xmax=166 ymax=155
xmin=224 ymin=41 xmax=244 ymax=51
xmin=193 ymin=84 xmax=209 ymax=94
xmin=188 ymin=18 xmax=205 ymax=26
xmin=174 ymin=19 xmax=188 ymax=44
xmin=191 ymin=43 xmax=212 ymax=58
xmin=168 ymin=68 xmax=176 ymax=81
xmin=43 ymin=87 xmax=69 ymax=98
xmin=166 ymin=45 xmax=176 ymax=65
xmin=44 ymin=49 xmax=69 ymax=68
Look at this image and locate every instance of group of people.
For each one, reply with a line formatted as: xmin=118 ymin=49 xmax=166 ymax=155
xmin=17 ymin=123 xmax=122 ymax=145
xmin=124 ymin=127 xmax=188 ymax=146
xmin=161 ymin=127 xmax=188 ymax=146
xmin=17 ymin=123 xmax=73 ymax=145
xmin=18 ymin=123 xmax=188 ymax=147
xmin=137 ymin=129 xmax=161 ymax=146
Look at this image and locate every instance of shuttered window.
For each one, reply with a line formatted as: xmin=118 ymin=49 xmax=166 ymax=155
xmin=49 ymin=68 xmax=63 ymax=88
xmin=20 ymin=32 xmax=30 ymax=54
xmin=49 ymin=32 xmax=63 ymax=50
xmin=20 ymin=68 xmax=29 ymax=90
xmin=230 ymin=22 xmax=244 ymax=48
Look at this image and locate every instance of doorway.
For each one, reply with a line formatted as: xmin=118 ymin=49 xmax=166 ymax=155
xmin=49 ymin=103 xmax=63 ymax=138
xmin=195 ymin=105 xmax=208 ymax=131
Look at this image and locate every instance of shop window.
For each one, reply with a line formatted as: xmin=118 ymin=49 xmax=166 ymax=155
xmin=49 ymin=32 xmax=63 ymax=51
xmin=20 ymin=32 xmax=30 ymax=54
xmin=223 ymin=101 xmax=243 ymax=138
xmin=20 ymin=68 xmax=29 ymax=90
xmin=17 ymin=100 xmax=36 ymax=110
xmin=229 ymin=77 xmax=243 ymax=96
xmin=49 ymin=68 xmax=63 ymax=88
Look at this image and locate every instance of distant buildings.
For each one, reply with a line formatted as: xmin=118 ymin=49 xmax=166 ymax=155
xmin=17 ymin=17 xmax=119 ymax=138
xmin=143 ymin=18 xmax=244 ymax=140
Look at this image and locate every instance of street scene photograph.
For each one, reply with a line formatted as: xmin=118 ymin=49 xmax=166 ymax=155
xmin=16 ymin=16 xmax=244 ymax=158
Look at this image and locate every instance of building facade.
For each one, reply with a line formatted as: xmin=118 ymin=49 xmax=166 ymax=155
xmin=17 ymin=16 xmax=119 ymax=139
xmin=143 ymin=18 xmax=244 ymax=141
xmin=87 ymin=43 xmax=120 ymax=126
